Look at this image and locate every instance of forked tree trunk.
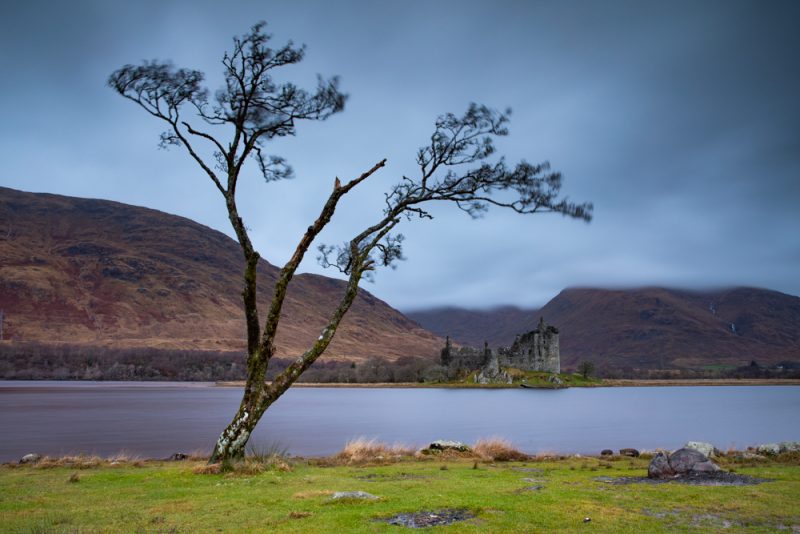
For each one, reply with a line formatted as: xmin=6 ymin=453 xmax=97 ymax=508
xmin=209 ymin=372 xmax=268 ymax=462
xmin=208 ymin=264 xmax=366 ymax=464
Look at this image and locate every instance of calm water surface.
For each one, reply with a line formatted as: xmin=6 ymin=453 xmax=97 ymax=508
xmin=1 ymin=381 xmax=798 ymax=461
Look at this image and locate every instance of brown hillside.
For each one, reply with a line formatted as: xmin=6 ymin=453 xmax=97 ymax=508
xmin=541 ymin=287 xmax=800 ymax=369
xmin=0 ymin=187 xmax=442 ymax=361
xmin=409 ymin=287 xmax=800 ymax=370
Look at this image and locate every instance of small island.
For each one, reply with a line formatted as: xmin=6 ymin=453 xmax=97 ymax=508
xmin=435 ymin=317 xmax=599 ymax=388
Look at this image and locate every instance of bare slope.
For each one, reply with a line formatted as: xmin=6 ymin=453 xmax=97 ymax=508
xmin=408 ymin=287 xmax=800 ymax=369
xmin=0 ymin=187 xmax=441 ymax=361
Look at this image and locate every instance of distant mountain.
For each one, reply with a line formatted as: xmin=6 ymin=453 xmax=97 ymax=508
xmin=406 ymin=306 xmax=539 ymax=348
xmin=408 ymin=287 xmax=800 ymax=370
xmin=0 ymin=187 xmax=442 ymax=361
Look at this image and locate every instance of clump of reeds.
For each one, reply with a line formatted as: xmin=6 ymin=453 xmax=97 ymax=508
xmin=329 ymin=437 xmax=415 ymax=465
xmin=473 ymin=438 xmax=530 ymax=462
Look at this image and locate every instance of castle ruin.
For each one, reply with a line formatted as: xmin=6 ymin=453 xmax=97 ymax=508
xmin=441 ymin=317 xmax=560 ymax=374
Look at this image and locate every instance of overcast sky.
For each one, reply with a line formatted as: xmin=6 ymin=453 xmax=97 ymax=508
xmin=1 ymin=0 xmax=798 ymax=310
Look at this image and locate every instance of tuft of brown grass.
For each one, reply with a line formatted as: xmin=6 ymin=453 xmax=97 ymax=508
xmin=192 ymin=456 xmax=293 ymax=476
xmin=473 ymin=438 xmax=530 ymax=462
xmin=67 ymin=472 xmax=80 ymax=483
xmin=193 ymin=463 xmax=222 ymax=475
xmin=288 ymin=511 xmax=312 ymax=519
xmin=35 ymin=455 xmax=104 ymax=469
xmin=329 ymin=438 xmax=415 ymax=465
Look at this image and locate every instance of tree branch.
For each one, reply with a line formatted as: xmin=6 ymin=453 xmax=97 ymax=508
xmin=257 ymin=159 xmax=387 ymax=364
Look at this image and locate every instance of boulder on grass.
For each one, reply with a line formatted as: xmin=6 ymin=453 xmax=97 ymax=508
xmin=600 ymin=449 xmax=613 ymax=456
xmin=619 ymin=448 xmax=640 ymax=457
xmin=647 ymin=452 xmax=674 ymax=478
xmin=647 ymin=448 xmax=721 ymax=479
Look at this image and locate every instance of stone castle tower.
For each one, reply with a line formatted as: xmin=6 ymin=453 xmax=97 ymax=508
xmin=499 ymin=317 xmax=560 ymax=373
xmin=442 ymin=316 xmax=560 ymax=374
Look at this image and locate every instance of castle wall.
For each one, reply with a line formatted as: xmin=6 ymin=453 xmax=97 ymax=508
xmin=445 ymin=317 xmax=560 ymax=374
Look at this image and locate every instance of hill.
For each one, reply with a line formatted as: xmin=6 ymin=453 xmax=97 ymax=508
xmin=407 ymin=287 xmax=800 ymax=370
xmin=0 ymin=187 xmax=442 ymax=362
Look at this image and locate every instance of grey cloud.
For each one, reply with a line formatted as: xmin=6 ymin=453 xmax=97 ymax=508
xmin=1 ymin=0 xmax=798 ymax=310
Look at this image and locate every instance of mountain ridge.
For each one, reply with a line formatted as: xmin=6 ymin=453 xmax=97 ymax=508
xmin=0 ymin=186 xmax=443 ymax=361
xmin=407 ymin=286 xmax=800 ymax=370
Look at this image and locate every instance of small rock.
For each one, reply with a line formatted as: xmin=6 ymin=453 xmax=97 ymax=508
xmin=583 ymin=517 xmax=591 ymax=523
xmin=424 ymin=440 xmax=471 ymax=452
xmin=619 ymin=448 xmax=640 ymax=457
xmin=756 ymin=443 xmax=780 ymax=456
xmin=684 ymin=441 xmax=719 ymax=458
xmin=600 ymin=449 xmax=613 ymax=456
xmin=330 ymin=491 xmax=378 ymax=501
xmin=19 ymin=453 xmax=41 ymax=464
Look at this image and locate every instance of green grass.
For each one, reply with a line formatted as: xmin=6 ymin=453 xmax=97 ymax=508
xmin=1 ymin=455 xmax=798 ymax=533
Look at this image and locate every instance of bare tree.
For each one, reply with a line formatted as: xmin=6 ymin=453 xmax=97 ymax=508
xmin=109 ymin=22 xmax=592 ymax=463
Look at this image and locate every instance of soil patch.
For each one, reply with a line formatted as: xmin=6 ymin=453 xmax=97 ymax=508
xmin=379 ymin=508 xmax=475 ymax=528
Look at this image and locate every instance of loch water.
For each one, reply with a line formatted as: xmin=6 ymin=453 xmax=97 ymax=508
xmin=1 ymin=381 xmax=798 ymax=461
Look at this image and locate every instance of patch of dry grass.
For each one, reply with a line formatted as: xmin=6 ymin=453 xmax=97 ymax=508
xmin=328 ymin=438 xmax=415 ymax=465
xmin=192 ymin=462 xmax=222 ymax=475
xmin=7 ymin=452 xmax=148 ymax=470
xmin=473 ymin=438 xmax=530 ymax=462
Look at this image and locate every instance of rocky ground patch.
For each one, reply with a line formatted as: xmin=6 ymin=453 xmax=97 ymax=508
xmin=378 ymin=508 xmax=475 ymax=528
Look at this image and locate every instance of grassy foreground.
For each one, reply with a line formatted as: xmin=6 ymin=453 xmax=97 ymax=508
xmin=2 ymin=449 xmax=799 ymax=533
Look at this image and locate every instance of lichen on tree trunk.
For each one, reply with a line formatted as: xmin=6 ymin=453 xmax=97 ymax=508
xmin=209 ymin=375 xmax=267 ymax=462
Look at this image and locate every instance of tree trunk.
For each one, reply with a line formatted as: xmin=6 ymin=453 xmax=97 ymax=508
xmin=209 ymin=370 xmax=266 ymax=462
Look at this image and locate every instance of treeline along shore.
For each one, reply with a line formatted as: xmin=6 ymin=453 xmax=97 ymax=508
xmin=2 ymin=341 xmax=800 ymax=384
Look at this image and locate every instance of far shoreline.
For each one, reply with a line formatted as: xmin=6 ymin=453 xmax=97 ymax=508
xmin=214 ymin=378 xmax=800 ymax=388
